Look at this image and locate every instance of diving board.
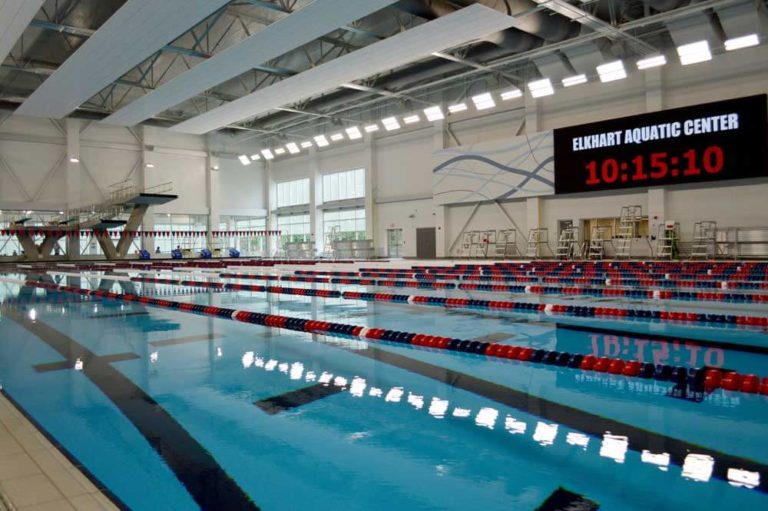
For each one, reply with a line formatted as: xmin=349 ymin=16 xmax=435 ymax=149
xmin=170 ymin=4 xmax=521 ymax=135
xmin=102 ymin=0 xmax=398 ymax=127
xmin=15 ymin=0 xmax=230 ymax=119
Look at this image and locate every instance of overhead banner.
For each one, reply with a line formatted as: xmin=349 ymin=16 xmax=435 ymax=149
xmin=553 ymin=94 xmax=768 ymax=194
xmin=432 ymin=131 xmax=555 ymax=205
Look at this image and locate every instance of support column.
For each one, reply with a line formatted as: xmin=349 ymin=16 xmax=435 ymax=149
xmin=432 ymin=121 xmax=448 ymax=257
xmin=648 ymin=187 xmax=666 ymax=240
xmin=65 ymin=119 xmax=81 ymax=260
xmin=363 ymin=138 xmax=376 ymax=253
xmin=526 ymin=197 xmax=541 ymax=234
xmin=265 ymin=162 xmax=278 ymax=256
xmin=140 ymin=126 xmax=155 ymax=254
xmin=206 ymin=152 xmax=219 ymax=251
xmin=645 ymin=67 xmax=663 ymax=112
xmin=525 ymin=92 xmax=540 ymax=133
xmin=309 ymin=149 xmax=321 ymax=255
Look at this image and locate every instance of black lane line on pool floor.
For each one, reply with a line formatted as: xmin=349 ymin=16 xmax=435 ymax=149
xmin=149 ymin=333 xmax=223 ymax=347
xmin=347 ymin=345 xmax=768 ymax=493
xmin=88 ymin=311 xmax=149 ymax=319
xmin=558 ymin=323 xmax=768 ymax=355
xmin=3 ymin=307 xmax=259 ymax=511
xmin=33 ymin=352 xmax=139 ymax=373
xmin=0 ymin=388 xmax=130 ymax=511
xmin=255 ymin=383 xmax=345 ymax=415
xmin=536 ymin=487 xmax=599 ymax=511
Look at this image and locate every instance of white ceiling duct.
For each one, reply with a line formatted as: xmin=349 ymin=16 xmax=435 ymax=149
xmin=531 ymin=53 xmax=572 ymax=83
xmin=716 ymin=2 xmax=768 ymax=40
xmin=561 ymin=43 xmax=609 ymax=76
xmin=170 ymin=4 xmax=521 ymax=135
xmin=665 ymin=12 xmax=720 ymax=48
xmin=16 ymin=0 xmax=231 ymax=119
xmin=102 ymin=0 xmax=398 ymax=127
xmin=0 ymin=0 xmax=46 ymax=65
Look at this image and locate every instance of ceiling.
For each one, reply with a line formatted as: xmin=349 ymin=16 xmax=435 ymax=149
xmin=0 ymin=0 xmax=766 ymax=155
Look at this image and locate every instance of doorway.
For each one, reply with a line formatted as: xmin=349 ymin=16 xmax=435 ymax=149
xmin=416 ymin=227 xmax=437 ymax=259
xmin=386 ymin=228 xmax=403 ymax=257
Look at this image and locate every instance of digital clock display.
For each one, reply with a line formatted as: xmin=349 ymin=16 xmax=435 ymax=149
xmin=553 ymin=95 xmax=767 ymax=194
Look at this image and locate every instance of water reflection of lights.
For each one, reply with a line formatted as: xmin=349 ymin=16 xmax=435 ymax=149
xmin=728 ymin=468 xmax=760 ymax=489
xmin=407 ymin=393 xmax=424 ymax=410
xmin=216 ymin=347 xmax=223 ymax=358
xmin=475 ymin=407 xmax=498 ymax=430
xmin=428 ymin=398 xmax=449 ymax=419
xmin=385 ymin=387 xmax=404 ymax=403
xmin=600 ymin=434 xmax=629 ymax=463
xmin=28 ymin=308 xmax=37 ymax=321
xmin=242 ymin=352 xmax=254 ymax=368
xmin=150 ymin=352 xmax=159 ymax=364
xmin=504 ymin=417 xmax=527 ymax=435
xmin=533 ymin=422 xmax=558 ymax=446
xmin=566 ymin=432 xmax=590 ymax=450
xmin=641 ymin=450 xmax=670 ymax=471
xmin=74 ymin=358 xmax=84 ymax=371
xmin=682 ymin=454 xmax=715 ymax=482
xmin=290 ymin=363 xmax=304 ymax=381
xmin=239 ymin=350 xmax=759 ymax=491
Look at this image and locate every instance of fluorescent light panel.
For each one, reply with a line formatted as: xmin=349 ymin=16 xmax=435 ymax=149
xmin=381 ymin=117 xmax=401 ymax=131
xmin=69 ymin=157 xmax=79 ymax=163
xmin=330 ymin=132 xmax=345 ymax=141
xmin=596 ymin=60 xmax=627 ymax=82
xmin=103 ymin=0 xmax=399 ymax=126
xmin=261 ymin=149 xmax=274 ymax=160
xmin=677 ymin=40 xmax=711 ymax=65
xmin=314 ymin=134 xmax=329 ymax=147
xmin=238 ymin=155 xmax=251 ymax=165
xmin=18 ymin=0 xmax=231 ymax=119
xmin=423 ymin=106 xmax=444 ymax=121
xmin=346 ymin=126 xmax=363 ymax=140
xmin=300 ymin=141 xmax=313 ymax=148
xmin=471 ymin=92 xmax=496 ymax=110
xmin=403 ymin=114 xmax=420 ymax=124
xmin=448 ymin=103 xmax=467 ymax=113
xmin=250 ymin=154 xmax=261 ymax=161
xmin=636 ymin=55 xmax=667 ymax=70
xmin=274 ymin=147 xmax=286 ymax=155
xmin=364 ymin=124 xmax=380 ymax=133
xmin=528 ymin=78 xmax=554 ymax=97
xmin=500 ymin=88 xmax=523 ymax=100
xmin=170 ymin=5 xmax=521 ymax=134
xmin=724 ymin=33 xmax=759 ymax=51
xmin=286 ymin=142 xmax=300 ymax=154
xmin=561 ymin=74 xmax=587 ymax=87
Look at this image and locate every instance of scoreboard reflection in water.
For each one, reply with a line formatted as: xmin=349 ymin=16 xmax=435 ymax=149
xmin=553 ymin=95 xmax=768 ymax=194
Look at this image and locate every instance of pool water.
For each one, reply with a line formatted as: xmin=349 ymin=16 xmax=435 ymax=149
xmin=0 ymin=267 xmax=766 ymax=510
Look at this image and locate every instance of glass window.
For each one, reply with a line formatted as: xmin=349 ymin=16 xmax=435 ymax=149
xmin=276 ymin=178 xmax=309 ymax=208
xmin=322 ymin=168 xmax=365 ymax=203
xmin=277 ymin=214 xmax=310 ymax=246
xmin=152 ymin=214 xmax=209 ymax=254
xmin=323 ymin=207 xmax=366 ymax=241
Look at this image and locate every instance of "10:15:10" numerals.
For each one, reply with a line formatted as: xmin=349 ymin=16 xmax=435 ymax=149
xmin=584 ymin=145 xmax=724 ymax=185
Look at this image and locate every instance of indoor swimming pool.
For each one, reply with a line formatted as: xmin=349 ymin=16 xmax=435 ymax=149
xmin=0 ymin=262 xmax=766 ymax=510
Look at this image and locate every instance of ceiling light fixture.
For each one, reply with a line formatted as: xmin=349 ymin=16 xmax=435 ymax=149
xmin=314 ymin=134 xmax=330 ymax=147
xmin=596 ymin=60 xmax=627 ymax=82
xmin=300 ymin=141 xmax=313 ymax=149
xmin=346 ymin=126 xmax=363 ymax=140
xmin=561 ymin=74 xmax=587 ymax=87
xmin=238 ymin=154 xmax=251 ymax=165
xmin=261 ymin=149 xmax=274 ymax=160
xmin=423 ymin=106 xmax=444 ymax=121
xmin=286 ymin=142 xmax=300 ymax=154
xmin=471 ymin=92 xmax=496 ymax=110
xmin=528 ymin=78 xmax=555 ymax=97
xmin=364 ymin=124 xmax=380 ymax=133
xmin=274 ymin=147 xmax=286 ymax=155
xmin=677 ymin=40 xmax=711 ymax=65
xmin=250 ymin=154 xmax=261 ymax=161
xmin=330 ymin=132 xmax=345 ymax=141
xmin=381 ymin=117 xmax=401 ymax=131
xmin=448 ymin=102 xmax=468 ymax=113
xmin=69 ymin=157 xmax=79 ymax=163
xmin=403 ymin=114 xmax=420 ymax=124
xmin=636 ymin=55 xmax=667 ymax=70
xmin=724 ymin=33 xmax=759 ymax=51
xmin=500 ymin=87 xmax=523 ymax=100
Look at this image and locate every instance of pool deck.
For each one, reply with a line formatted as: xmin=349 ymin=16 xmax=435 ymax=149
xmin=0 ymin=394 xmax=118 ymax=511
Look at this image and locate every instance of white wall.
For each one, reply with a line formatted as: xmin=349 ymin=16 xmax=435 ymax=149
xmin=265 ymin=44 xmax=768 ymax=257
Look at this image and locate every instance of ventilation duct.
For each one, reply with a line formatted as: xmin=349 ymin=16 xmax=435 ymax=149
xmin=716 ymin=2 xmax=768 ymax=40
